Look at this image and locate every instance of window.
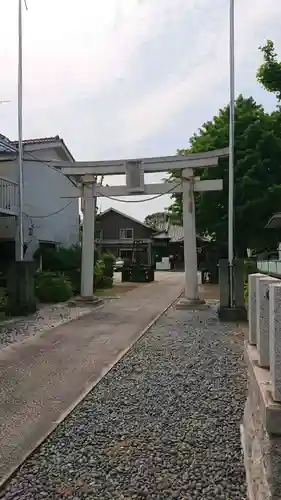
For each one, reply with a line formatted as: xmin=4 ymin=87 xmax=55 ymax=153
xmin=96 ymin=229 xmax=103 ymax=240
xmin=120 ymin=228 xmax=133 ymax=239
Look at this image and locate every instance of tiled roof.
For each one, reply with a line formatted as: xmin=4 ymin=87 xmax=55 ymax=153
xmin=0 ymin=134 xmax=15 ymax=154
xmin=153 ymin=223 xmax=184 ymax=242
xmin=0 ymin=133 xmax=75 ymax=163
xmin=11 ymin=135 xmax=61 ymax=146
xmin=153 ymin=222 xmax=209 ymax=244
xmin=168 ymin=224 xmax=184 ymax=242
xmin=0 ymin=134 xmax=62 ymax=152
xmin=8 ymin=135 xmax=74 ymax=161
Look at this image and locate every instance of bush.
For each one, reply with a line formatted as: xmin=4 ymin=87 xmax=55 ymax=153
xmin=35 ymin=272 xmax=73 ymax=303
xmin=244 ymin=259 xmax=257 ymax=279
xmin=102 ymin=252 xmax=115 ymax=278
xmin=99 ymin=276 xmax=113 ymax=289
xmin=64 ymin=269 xmax=81 ymax=295
xmin=37 ymin=246 xmax=114 ymax=295
xmin=93 ymin=260 xmax=105 ymax=290
xmin=39 ymin=245 xmax=81 ymax=272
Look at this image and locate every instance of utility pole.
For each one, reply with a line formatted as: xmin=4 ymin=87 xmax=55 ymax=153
xmin=228 ymin=0 xmax=235 ymax=307
xmin=17 ymin=0 xmax=24 ymax=261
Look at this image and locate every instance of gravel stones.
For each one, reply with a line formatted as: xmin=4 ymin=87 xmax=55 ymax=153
xmin=0 ymin=306 xmax=247 ymax=499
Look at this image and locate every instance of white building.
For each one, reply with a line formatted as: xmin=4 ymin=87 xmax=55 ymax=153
xmin=0 ymin=134 xmax=79 ymax=259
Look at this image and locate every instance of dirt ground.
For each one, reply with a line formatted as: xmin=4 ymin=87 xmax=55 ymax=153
xmin=97 ymin=277 xmax=221 ymax=300
xmin=199 ymin=283 xmax=220 ymax=300
xmin=95 ymin=283 xmax=144 ymax=297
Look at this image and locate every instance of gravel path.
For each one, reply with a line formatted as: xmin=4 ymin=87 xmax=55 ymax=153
xmin=0 ymin=305 xmax=247 ymax=500
xmin=0 ymin=303 xmax=95 ymax=349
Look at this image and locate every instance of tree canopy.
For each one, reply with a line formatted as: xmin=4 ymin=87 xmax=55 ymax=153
xmin=169 ymin=41 xmax=281 ymax=256
xmin=257 ymin=40 xmax=281 ymax=100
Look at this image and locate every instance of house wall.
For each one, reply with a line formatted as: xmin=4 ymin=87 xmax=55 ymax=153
xmin=96 ymin=211 xmax=153 ymax=240
xmin=0 ymin=149 xmax=79 ymax=247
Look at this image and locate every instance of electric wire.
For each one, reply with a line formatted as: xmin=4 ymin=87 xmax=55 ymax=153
xmin=96 ymin=182 xmax=181 ymax=203
xmin=25 ymin=201 xmax=73 ymax=219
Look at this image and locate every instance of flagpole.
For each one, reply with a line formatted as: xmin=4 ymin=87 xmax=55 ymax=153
xmin=17 ymin=0 xmax=24 ymax=261
xmin=228 ymin=0 xmax=235 ymax=307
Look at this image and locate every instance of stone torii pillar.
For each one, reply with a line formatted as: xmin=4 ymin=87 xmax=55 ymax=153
xmin=181 ymin=169 xmax=201 ymax=304
xmin=177 ymin=169 xmax=222 ymax=308
xmin=81 ymin=175 xmax=96 ymax=298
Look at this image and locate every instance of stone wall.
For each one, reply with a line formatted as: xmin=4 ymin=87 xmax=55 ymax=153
xmin=242 ymin=273 xmax=281 ymax=499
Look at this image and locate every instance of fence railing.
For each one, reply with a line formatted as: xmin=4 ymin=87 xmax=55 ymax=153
xmin=0 ymin=177 xmax=19 ymax=215
xmin=248 ymin=272 xmax=281 ymax=402
xmin=257 ymin=260 xmax=281 ymax=277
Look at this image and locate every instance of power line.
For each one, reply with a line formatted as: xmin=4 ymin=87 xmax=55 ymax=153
xmin=24 ymin=201 xmax=73 ymax=219
xmin=96 ymin=182 xmax=181 ymax=203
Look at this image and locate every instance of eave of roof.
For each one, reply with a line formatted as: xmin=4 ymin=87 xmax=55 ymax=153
xmin=11 ymin=135 xmax=75 ymax=162
xmin=265 ymin=213 xmax=281 ymax=229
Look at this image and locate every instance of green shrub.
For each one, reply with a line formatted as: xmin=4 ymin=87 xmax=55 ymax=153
xmin=102 ymin=252 xmax=115 ymax=278
xmin=93 ymin=260 xmax=105 ymax=289
xmin=99 ymin=276 xmax=113 ymax=289
xmin=244 ymin=259 xmax=257 ymax=279
xmin=35 ymin=272 xmax=73 ymax=303
xmin=63 ymin=269 xmax=81 ymax=295
xmin=40 ymin=245 xmax=81 ymax=272
xmin=37 ymin=246 xmax=115 ymax=294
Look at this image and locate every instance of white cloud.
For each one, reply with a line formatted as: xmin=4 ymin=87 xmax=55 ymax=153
xmin=1 ymin=0 xmax=281 ymax=221
xmin=121 ymin=0 xmax=281 ymax=146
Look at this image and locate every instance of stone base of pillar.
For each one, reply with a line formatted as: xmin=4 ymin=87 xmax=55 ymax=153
xmin=6 ymin=261 xmax=37 ymax=316
xmin=218 ymin=305 xmax=247 ymax=322
xmin=218 ymin=258 xmax=247 ymax=322
xmin=176 ymin=297 xmax=209 ymax=310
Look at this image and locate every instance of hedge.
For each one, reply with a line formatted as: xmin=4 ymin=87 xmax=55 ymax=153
xmin=35 ymin=272 xmax=73 ymax=303
xmin=37 ymin=246 xmax=114 ymax=297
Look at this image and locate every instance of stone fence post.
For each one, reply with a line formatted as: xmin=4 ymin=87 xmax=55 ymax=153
xmin=242 ymin=273 xmax=281 ymax=499
xmin=269 ymin=283 xmax=281 ymax=403
xmin=256 ymin=276 xmax=279 ymax=368
xmin=248 ymin=273 xmax=266 ymax=345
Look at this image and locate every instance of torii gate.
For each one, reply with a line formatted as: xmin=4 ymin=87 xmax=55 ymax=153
xmin=53 ymin=147 xmax=228 ymax=307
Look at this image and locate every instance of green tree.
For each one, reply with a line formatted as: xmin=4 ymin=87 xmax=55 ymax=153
xmin=170 ymin=95 xmax=281 ymax=256
xmin=257 ymin=40 xmax=281 ymax=99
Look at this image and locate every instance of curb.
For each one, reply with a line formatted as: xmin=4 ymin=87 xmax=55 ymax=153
xmin=0 ymin=288 xmax=184 ymax=490
xmin=240 ymin=423 xmax=254 ymax=500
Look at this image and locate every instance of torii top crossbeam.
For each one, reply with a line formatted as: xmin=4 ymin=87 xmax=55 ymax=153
xmin=51 ymin=147 xmax=229 ymax=176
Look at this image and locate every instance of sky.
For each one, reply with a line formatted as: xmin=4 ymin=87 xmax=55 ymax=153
xmin=1 ymin=0 xmax=281 ymax=222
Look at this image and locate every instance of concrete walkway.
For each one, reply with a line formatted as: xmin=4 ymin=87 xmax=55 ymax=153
xmin=0 ymin=273 xmax=184 ymax=484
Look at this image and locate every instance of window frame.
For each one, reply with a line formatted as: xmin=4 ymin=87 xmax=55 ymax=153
xmin=96 ymin=229 xmax=103 ymax=240
xmin=119 ymin=228 xmax=134 ymax=240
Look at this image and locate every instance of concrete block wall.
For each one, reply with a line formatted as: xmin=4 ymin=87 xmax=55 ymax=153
xmin=242 ymin=273 xmax=281 ymax=500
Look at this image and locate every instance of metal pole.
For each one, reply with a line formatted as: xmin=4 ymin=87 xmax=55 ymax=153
xmin=17 ymin=0 xmax=24 ymax=261
xmin=228 ymin=0 xmax=235 ymax=307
